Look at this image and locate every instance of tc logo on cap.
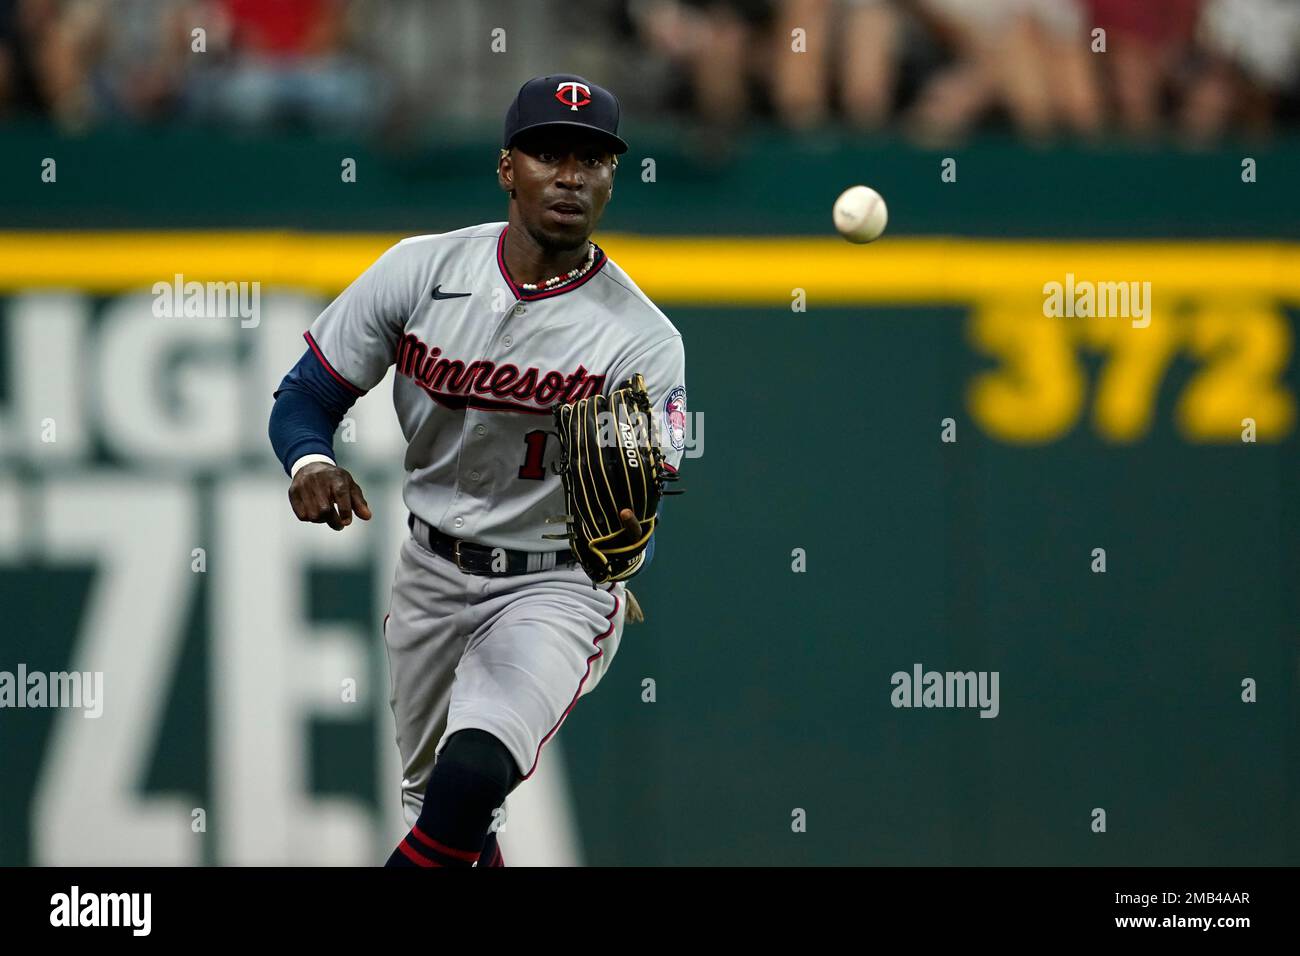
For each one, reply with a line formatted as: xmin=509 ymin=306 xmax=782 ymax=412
xmin=555 ymin=81 xmax=592 ymax=111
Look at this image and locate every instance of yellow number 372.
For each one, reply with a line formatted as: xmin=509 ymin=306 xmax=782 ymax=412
xmin=967 ymin=299 xmax=1295 ymax=444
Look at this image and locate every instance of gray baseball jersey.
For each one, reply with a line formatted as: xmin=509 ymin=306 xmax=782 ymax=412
xmin=302 ymin=221 xmax=686 ymax=817
xmin=305 ymin=220 xmax=687 ymax=552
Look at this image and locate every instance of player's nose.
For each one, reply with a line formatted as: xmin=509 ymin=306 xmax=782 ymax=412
xmin=554 ymin=154 xmax=586 ymax=189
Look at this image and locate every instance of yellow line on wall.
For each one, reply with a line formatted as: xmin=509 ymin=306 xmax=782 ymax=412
xmin=0 ymin=232 xmax=1298 ymax=303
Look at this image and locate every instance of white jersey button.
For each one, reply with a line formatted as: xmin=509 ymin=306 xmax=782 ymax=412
xmin=502 ymin=335 xmax=513 ymax=347
xmin=469 ymin=471 xmax=481 ymax=481
xmin=474 ymin=424 xmax=487 ymax=436
xmin=513 ymin=304 xmax=526 ymax=316
xmin=453 ymin=516 xmax=464 ymax=529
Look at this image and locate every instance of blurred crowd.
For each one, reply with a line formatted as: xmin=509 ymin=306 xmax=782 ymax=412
xmin=0 ymin=0 xmax=391 ymax=132
xmin=630 ymin=0 xmax=1300 ymax=143
xmin=1 ymin=0 xmax=1298 ymax=143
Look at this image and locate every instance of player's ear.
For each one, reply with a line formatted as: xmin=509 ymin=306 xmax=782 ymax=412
xmin=498 ymin=147 xmax=515 ymax=196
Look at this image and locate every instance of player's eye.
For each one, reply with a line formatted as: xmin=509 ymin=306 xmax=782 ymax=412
xmin=539 ymin=152 xmax=558 ymax=162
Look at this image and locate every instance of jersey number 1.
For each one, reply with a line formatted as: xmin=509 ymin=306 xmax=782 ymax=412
xmin=518 ymin=430 xmax=549 ymax=480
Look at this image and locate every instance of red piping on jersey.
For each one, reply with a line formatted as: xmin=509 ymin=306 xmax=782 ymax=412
xmin=522 ymin=585 xmax=620 ymax=781
xmin=496 ymin=226 xmax=608 ymax=302
xmin=304 ymin=330 xmax=365 ymax=396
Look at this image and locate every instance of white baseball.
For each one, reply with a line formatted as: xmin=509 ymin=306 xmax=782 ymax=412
xmin=832 ymin=185 xmax=888 ymax=244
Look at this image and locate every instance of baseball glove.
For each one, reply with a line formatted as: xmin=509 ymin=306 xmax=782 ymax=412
xmin=544 ymin=372 xmax=682 ymax=586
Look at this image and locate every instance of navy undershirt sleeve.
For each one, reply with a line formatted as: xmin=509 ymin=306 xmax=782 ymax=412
xmin=630 ymin=502 xmax=664 ymax=576
xmin=269 ymin=348 xmax=361 ymax=476
xmin=639 ymin=532 xmax=655 ymax=573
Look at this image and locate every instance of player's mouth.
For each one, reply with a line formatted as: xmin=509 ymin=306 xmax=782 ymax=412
xmin=546 ymin=201 xmax=586 ymax=224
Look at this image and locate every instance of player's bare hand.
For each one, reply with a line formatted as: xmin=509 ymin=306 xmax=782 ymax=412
xmin=289 ymin=462 xmax=373 ymax=531
xmin=614 ymin=508 xmax=644 ymax=549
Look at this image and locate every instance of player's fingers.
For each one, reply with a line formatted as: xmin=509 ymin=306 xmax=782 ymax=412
xmin=321 ymin=501 xmax=345 ymax=530
xmin=301 ymin=482 xmax=332 ymax=523
xmin=302 ymin=479 xmax=341 ymax=528
xmin=351 ymin=480 xmax=373 ymax=521
xmin=296 ymin=483 xmax=331 ymax=524
xmin=331 ymin=477 xmax=353 ymax=527
xmin=618 ymin=508 xmax=641 ymax=545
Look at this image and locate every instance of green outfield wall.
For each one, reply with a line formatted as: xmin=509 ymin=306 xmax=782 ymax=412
xmin=0 ymin=129 xmax=1295 ymax=866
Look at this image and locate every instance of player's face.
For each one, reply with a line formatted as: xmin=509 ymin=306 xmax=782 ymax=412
xmin=502 ymin=131 xmax=617 ymax=248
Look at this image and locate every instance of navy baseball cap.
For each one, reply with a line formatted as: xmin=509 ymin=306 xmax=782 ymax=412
xmin=503 ymin=74 xmax=629 ymax=155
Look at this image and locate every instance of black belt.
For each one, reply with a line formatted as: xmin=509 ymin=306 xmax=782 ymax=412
xmin=408 ymin=514 xmax=576 ymax=576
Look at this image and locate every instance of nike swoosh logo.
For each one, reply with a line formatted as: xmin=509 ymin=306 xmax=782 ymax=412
xmin=431 ymin=285 xmax=472 ymax=300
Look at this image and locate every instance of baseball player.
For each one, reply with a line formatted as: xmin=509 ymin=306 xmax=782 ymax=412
xmin=268 ymin=74 xmax=686 ymax=867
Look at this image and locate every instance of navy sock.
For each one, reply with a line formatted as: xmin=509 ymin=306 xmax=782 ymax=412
xmin=386 ymin=729 xmax=519 ymax=868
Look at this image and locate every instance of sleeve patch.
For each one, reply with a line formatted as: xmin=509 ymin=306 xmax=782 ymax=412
xmin=663 ymin=385 xmax=687 ymax=452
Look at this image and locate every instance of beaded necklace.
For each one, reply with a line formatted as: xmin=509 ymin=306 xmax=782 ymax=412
xmin=519 ymin=242 xmax=597 ymax=292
